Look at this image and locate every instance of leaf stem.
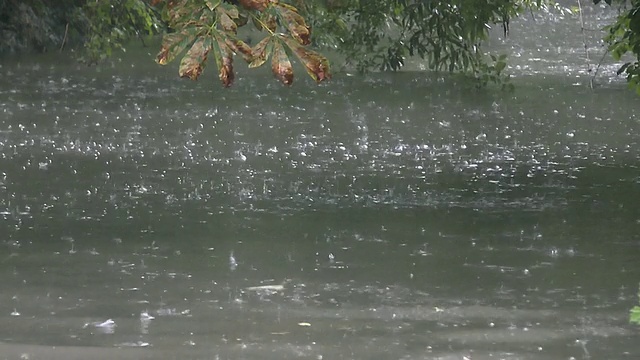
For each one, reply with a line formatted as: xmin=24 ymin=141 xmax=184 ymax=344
xmin=251 ymin=13 xmax=276 ymax=36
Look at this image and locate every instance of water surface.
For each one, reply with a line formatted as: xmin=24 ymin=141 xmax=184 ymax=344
xmin=0 ymin=3 xmax=639 ymax=359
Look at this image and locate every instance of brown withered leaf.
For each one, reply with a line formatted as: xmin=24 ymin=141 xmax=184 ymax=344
xmin=217 ymin=12 xmax=236 ymax=32
xmin=271 ymin=41 xmax=293 ymax=85
xmin=220 ymin=51 xmax=234 ymax=87
xmin=274 ymin=3 xmax=310 ymax=45
xmin=166 ymin=0 xmax=197 ymax=27
xmin=249 ymin=36 xmax=272 ymax=68
xmin=238 ymin=0 xmax=269 ymax=11
xmin=212 ymin=33 xmax=235 ymax=87
xmin=156 ymin=29 xmax=197 ymax=65
xmin=225 ymin=36 xmax=253 ymax=63
xmin=283 ymin=36 xmax=330 ymax=83
xmin=216 ymin=3 xmax=239 ymax=32
xmin=179 ymin=36 xmax=213 ymax=80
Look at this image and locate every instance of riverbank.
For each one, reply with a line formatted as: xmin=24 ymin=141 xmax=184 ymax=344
xmin=0 ymin=0 xmax=86 ymax=55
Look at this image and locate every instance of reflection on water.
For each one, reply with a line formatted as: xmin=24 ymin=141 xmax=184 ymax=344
xmin=1 ymin=6 xmax=640 ymax=359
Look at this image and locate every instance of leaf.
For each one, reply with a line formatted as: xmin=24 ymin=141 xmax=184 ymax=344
xmin=179 ymin=36 xmax=213 ymax=80
xmin=235 ymin=13 xmax=249 ymax=27
xmin=274 ymin=3 xmax=311 ymax=45
xmin=156 ymin=29 xmax=197 ymax=65
xmin=220 ymin=49 xmax=234 ymax=87
xmin=216 ymin=3 xmax=239 ymax=32
xmin=630 ymin=9 xmax=640 ymax=33
xmin=205 ymin=0 xmax=221 ymax=11
xmin=238 ymin=0 xmax=269 ymax=11
xmin=282 ymin=36 xmax=331 ymax=83
xmin=166 ymin=0 xmax=201 ymax=27
xmin=249 ymin=36 xmax=273 ymax=68
xmin=225 ymin=36 xmax=253 ymax=63
xmin=272 ymin=41 xmax=293 ymax=85
xmin=631 ymin=306 xmax=640 ymax=324
xmin=617 ymin=62 xmax=632 ymax=75
xmin=611 ymin=43 xmax=629 ymax=61
xmin=212 ymin=33 xmax=235 ymax=87
xmin=253 ymin=13 xmax=277 ymax=32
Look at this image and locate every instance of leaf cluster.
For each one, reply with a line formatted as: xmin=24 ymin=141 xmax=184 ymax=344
xmin=154 ymin=0 xmax=330 ymax=87
xmin=298 ymin=1 xmax=553 ymax=88
xmin=474 ymin=53 xmax=514 ymax=91
xmin=599 ymin=0 xmax=640 ymax=95
xmin=81 ymin=0 xmax=160 ymax=64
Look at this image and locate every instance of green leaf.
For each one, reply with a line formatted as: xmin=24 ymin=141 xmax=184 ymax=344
xmin=617 ymin=62 xmax=632 ymax=75
xmin=631 ymin=306 xmax=640 ymax=324
xmin=205 ymin=0 xmax=222 ymax=11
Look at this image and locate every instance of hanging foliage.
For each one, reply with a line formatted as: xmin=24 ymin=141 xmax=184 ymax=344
xmin=153 ymin=0 xmax=331 ymax=87
xmin=83 ymin=0 xmax=161 ymax=64
xmin=297 ymin=0 xmax=558 ymax=88
xmin=597 ymin=0 xmax=640 ymax=95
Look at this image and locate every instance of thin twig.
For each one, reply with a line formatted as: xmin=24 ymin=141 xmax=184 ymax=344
xmin=592 ymin=48 xmax=610 ymax=83
xmin=60 ymin=22 xmax=69 ymax=52
xmin=577 ymin=0 xmax=593 ymax=89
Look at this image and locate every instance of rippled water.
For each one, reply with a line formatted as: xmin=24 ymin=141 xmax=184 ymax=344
xmin=1 ymin=3 xmax=640 ymax=360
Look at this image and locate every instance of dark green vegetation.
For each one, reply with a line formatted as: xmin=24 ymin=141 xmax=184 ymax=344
xmin=0 ymin=0 xmax=82 ymax=54
xmin=597 ymin=0 xmax=640 ymax=94
xmin=303 ymin=0 xmax=544 ymax=89
xmin=82 ymin=0 xmax=161 ymax=64
xmin=1 ymin=0 xmax=639 ymax=92
xmin=0 ymin=0 xmax=160 ymax=63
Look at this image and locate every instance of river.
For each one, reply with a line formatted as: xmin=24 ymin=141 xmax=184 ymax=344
xmin=0 ymin=2 xmax=639 ymax=360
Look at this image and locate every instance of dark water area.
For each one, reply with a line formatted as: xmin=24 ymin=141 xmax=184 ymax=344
xmin=1 ymin=3 xmax=640 ymax=360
